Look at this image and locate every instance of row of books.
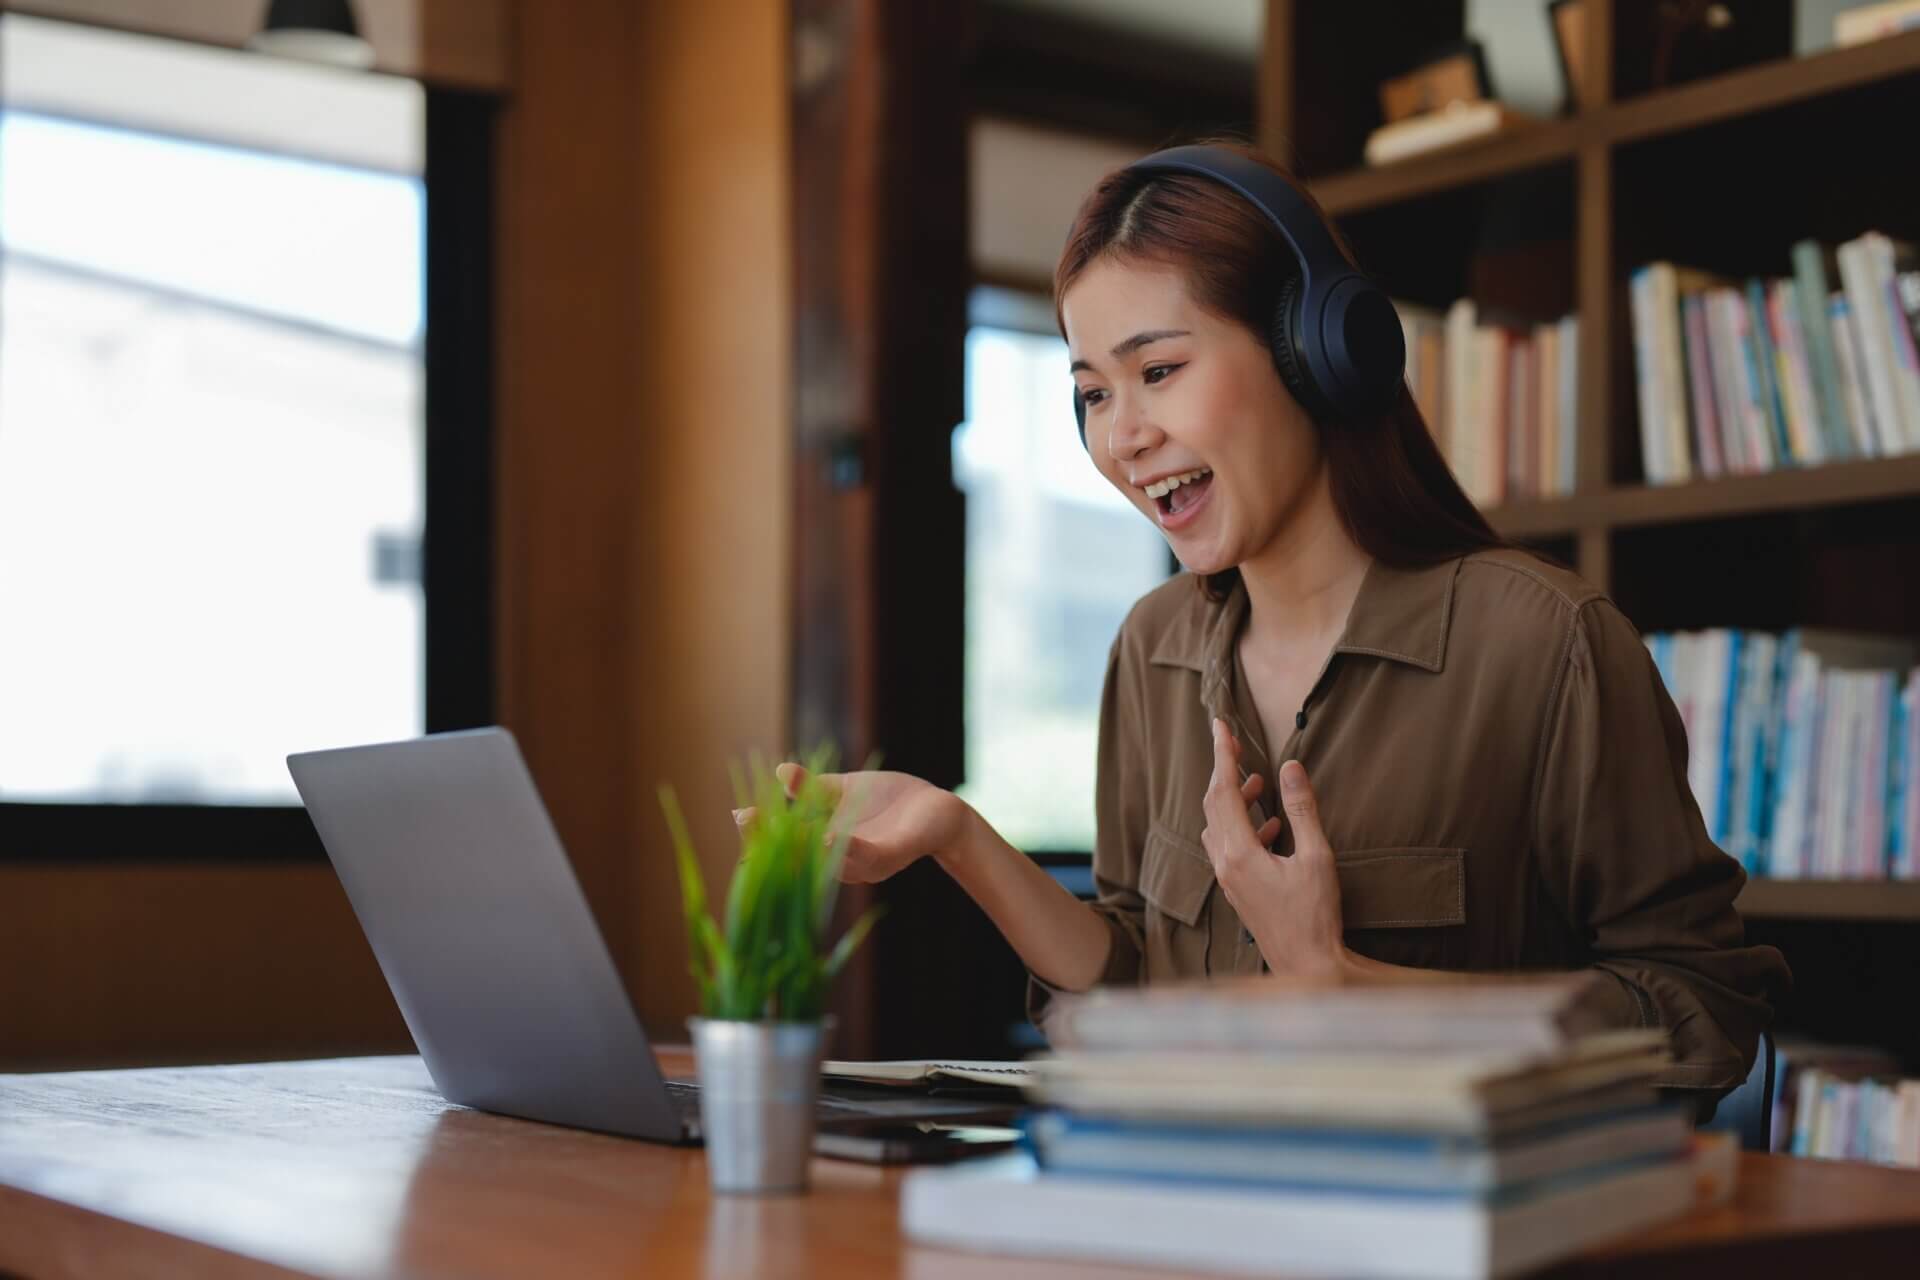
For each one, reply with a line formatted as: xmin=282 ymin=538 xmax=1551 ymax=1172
xmin=1770 ymin=1040 xmax=1920 ymax=1169
xmin=1398 ymin=299 xmax=1579 ymax=507
xmin=1628 ymin=233 xmax=1920 ymax=485
xmin=904 ymin=974 xmax=1727 ymax=1279
xmin=1645 ymin=627 xmax=1920 ymax=880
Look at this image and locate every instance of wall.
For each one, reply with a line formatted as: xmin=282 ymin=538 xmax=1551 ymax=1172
xmin=621 ymin=1 xmax=793 ymax=1034
xmin=491 ymin=0 xmax=793 ymax=1036
xmin=0 ymin=865 xmax=406 ymax=1070
xmin=1 ymin=0 xmax=791 ymax=1068
xmin=972 ymin=116 xmax=1139 ymax=287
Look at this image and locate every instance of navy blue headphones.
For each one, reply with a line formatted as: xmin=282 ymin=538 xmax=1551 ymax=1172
xmin=1072 ymin=145 xmax=1406 ymax=442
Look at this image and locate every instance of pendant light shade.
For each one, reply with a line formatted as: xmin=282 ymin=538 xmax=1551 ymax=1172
xmin=248 ymin=0 xmax=375 ymax=69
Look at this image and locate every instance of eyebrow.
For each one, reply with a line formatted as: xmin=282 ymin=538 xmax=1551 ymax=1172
xmin=1069 ymin=328 xmax=1191 ymax=373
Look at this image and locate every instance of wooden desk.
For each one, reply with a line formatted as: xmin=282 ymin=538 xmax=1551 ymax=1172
xmin=3 ymin=1052 xmax=1918 ymax=1279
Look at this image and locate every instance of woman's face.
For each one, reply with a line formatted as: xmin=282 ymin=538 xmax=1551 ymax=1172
xmin=1061 ymin=257 xmax=1324 ymax=576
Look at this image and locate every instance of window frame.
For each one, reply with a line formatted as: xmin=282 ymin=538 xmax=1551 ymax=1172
xmin=0 ymin=82 xmax=497 ymax=864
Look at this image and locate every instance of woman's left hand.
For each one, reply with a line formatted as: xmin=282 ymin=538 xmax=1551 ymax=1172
xmin=1200 ymin=717 xmax=1350 ymax=979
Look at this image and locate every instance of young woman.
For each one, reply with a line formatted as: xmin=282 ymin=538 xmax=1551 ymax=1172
xmin=752 ymin=140 xmax=1789 ymax=1111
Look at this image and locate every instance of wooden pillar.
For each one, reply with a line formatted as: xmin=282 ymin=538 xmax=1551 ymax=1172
xmin=790 ymin=0 xmax=972 ymax=1057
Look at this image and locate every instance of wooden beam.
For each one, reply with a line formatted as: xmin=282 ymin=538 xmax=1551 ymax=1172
xmin=7 ymin=0 xmax=509 ymax=91
xmin=970 ymin=0 xmax=1256 ymax=147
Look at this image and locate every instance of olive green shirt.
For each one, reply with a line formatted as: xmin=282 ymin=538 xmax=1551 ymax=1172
xmin=1034 ymin=548 xmax=1791 ymax=1094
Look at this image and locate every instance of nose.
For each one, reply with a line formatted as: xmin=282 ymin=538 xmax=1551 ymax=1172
xmin=1104 ymin=391 xmax=1161 ymax=463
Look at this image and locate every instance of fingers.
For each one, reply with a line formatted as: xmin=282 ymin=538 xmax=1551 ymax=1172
xmin=1240 ymin=773 xmax=1264 ymax=805
xmin=835 ymin=835 xmax=880 ymax=883
xmin=1277 ymin=759 xmax=1330 ymax=859
xmin=1203 ymin=718 xmax=1261 ymax=855
xmin=775 ymin=761 xmax=845 ymax=805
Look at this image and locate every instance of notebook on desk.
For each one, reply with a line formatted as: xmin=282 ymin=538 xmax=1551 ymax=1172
xmin=822 ymin=1060 xmax=1036 ymax=1090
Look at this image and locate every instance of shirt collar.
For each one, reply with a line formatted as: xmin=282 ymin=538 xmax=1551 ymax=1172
xmin=1148 ymin=555 xmax=1463 ymax=683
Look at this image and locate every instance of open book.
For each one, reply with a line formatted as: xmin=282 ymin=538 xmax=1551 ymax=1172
xmin=821 ymin=1060 xmax=1036 ymax=1090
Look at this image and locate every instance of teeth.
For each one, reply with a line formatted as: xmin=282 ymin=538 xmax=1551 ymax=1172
xmin=1144 ymin=468 xmax=1211 ymax=499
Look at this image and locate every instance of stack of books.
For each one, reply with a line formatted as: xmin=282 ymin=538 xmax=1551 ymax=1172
xmin=1627 ymin=234 xmax=1920 ymax=485
xmin=1398 ymin=298 xmax=1580 ymax=507
xmin=1643 ymin=627 xmax=1920 ymax=878
xmin=1363 ymin=101 xmax=1540 ymax=168
xmin=1836 ymin=0 xmax=1920 ymax=46
xmin=903 ymin=973 xmax=1726 ymax=1280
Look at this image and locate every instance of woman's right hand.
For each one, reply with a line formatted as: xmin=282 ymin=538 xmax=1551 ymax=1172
xmin=732 ymin=764 xmax=975 ymax=884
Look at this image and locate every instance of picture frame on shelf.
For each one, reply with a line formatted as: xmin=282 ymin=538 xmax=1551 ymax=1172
xmin=1378 ymin=39 xmax=1495 ymax=124
xmin=1548 ymin=0 xmax=1591 ymax=114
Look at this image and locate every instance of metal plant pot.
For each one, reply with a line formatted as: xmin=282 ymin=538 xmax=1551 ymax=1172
xmin=687 ymin=1016 xmax=833 ymax=1194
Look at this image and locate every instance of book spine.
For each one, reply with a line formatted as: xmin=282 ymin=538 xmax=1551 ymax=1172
xmin=1558 ymin=313 xmax=1580 ymax=495
xmin=1777 ymin=278 xmax=1828 ymax=465
xmin=1715 ymin=631 xmax=1742 ymax=842
xmin=1830 ymin=294 xmax=1880 ymax=456
xmin=1704 ymin=291 xmax=1750 ymax=473
xmin=1837 ymin=238 xmax=1908 ymax=455
xmin=1876 ymin=238 xmax=1920 ymax=450
xmin=1896 ymin=667 xmax=1912 ymax=875
xmin=1726 ymin=634 xmax=1763 ymax=870
xmin=1767 ymin=283 xmax=1809 ymax=463
xmin=1730 ymin=292 xmax=1777 ymax=470
xmin=1682 ymin=293 xmax=1724 ymax=477
xmin=1630 ymin=268 xmax=1666 ymax=483
xmin=1791 ymin=240 xmax=1855 ymax=461
xmin=1746 ymin=277 xmax=1794 ymax=466
xmin=1657 ymin=266 xmax=1693 ymax=481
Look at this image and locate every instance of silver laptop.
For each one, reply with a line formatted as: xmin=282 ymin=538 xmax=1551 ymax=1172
xmin=287 ymin=726 xmax=1010 ymax=1144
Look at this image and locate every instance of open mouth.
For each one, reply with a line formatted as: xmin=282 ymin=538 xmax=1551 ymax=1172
xmin=1144 ymin=468 xmax=1213 ymax=526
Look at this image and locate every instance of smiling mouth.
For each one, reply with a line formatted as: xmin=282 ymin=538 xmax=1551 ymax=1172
xmin=1146 ymin=468 xmax=1214 ymax=520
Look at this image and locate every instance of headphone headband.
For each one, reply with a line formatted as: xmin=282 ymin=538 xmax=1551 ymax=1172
xmin=1122 ymin=145 xmax=1351 ymax=308
xmin=1072 ymin=144 xmax=1405 ymax=439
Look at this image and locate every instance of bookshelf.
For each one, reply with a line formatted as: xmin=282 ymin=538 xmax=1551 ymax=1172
xmin=1265 ymin=0 xmax=1920 ymax=1057
xmin=1739 ymin=878 xmax=1920 ymax=922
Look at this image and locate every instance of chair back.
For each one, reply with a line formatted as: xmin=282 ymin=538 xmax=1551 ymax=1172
xmin=1705 ymin=1028 xmax=1776 ymax=1151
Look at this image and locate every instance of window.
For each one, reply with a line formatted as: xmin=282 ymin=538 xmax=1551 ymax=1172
xmin=952 ymin=289 xmax=1174 ymax=853
xmin=0 ymin=16 xmax=488 ymax=855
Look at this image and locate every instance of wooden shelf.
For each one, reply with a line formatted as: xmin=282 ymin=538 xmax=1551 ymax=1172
xmin=1310 ymin=120 xmax=1581 ymax=217
xmin=1605 ymin=28 xmax=1920 ymax=149
xmin=1738 ymin=879 xmax=1920 ymax=922
xmin=1307 ymin=30 xmax=1920 ymax=219
xmin=1486 ymin=454 xmax=1920 ymax=540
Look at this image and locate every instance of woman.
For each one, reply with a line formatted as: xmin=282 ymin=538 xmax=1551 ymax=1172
xmin=754 ymin=139 xmax=1789 ymax=1112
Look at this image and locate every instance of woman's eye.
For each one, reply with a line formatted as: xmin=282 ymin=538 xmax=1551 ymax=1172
xmin=1078 ymin=388 xmax=1107 ymax=407
xmin=1143 ymin=363 xmax=1184 ymax=384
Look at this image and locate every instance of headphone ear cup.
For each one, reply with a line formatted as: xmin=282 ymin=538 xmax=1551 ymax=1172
xmin=1267 ymin=275 xmax=1320 ymax=416
xmin=1073 ymin=387 xmax=1088 ymax=443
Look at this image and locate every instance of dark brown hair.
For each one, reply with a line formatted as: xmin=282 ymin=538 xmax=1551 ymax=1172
xmin=1054 ymin=138 xmax=1507 ymax=600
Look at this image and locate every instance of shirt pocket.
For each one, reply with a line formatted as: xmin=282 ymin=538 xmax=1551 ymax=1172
xmin=1336 ymin=846 xmax=1467 ymax=929
xmin=1139 ymin=824 xmax=1215 ymax=925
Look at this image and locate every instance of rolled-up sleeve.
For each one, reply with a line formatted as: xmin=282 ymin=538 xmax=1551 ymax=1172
xmin=1026 ymin=631 xmax=1151 ymax=1035
xmin=1532 ymin=598 xmax=1792 ymax=1093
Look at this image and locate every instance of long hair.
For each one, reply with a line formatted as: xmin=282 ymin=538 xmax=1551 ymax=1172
xmin=1054 ymin=138 xmax=1507 ymax=599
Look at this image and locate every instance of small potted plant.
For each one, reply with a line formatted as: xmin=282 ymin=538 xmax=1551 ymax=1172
xmin=660 ymin=749 xmax=879 ymax=1194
